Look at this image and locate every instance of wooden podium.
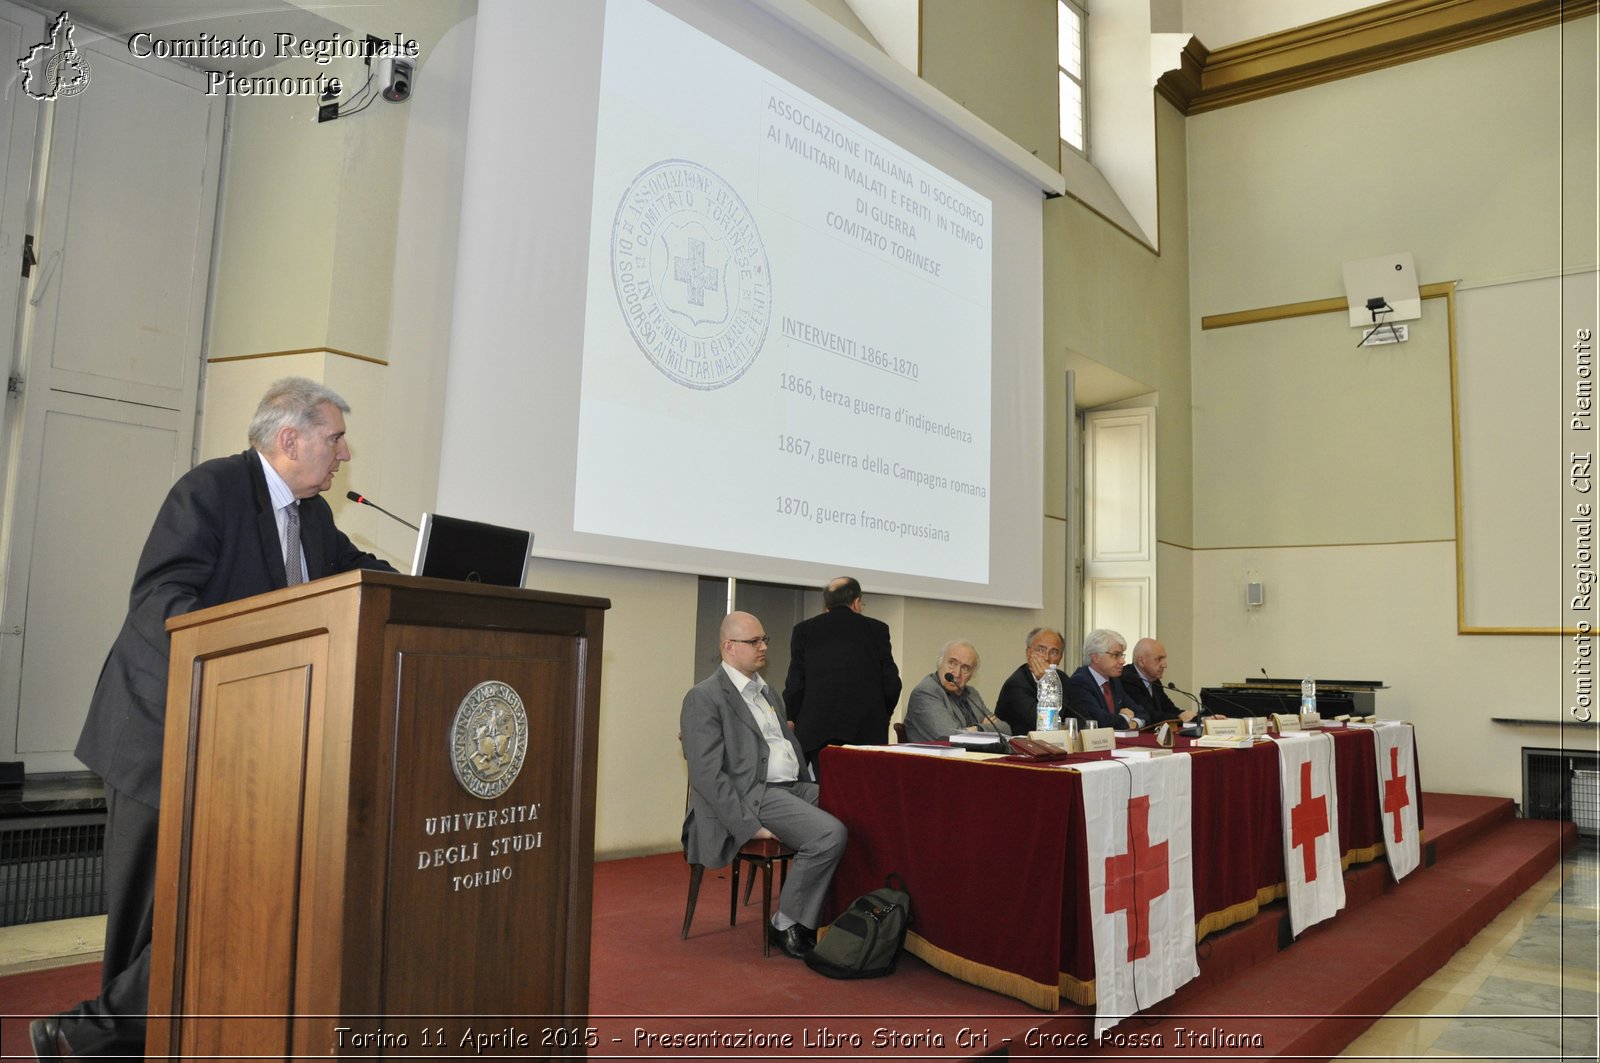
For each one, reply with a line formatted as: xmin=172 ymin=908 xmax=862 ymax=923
xmin=145 ymin=570 xmax=608 ymax=1059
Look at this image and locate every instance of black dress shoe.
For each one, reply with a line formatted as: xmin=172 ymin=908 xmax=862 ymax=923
xmin=767 ymin=923 xmax=813 ymax=959
xmin=28 ymin=1017 xmax=73 ymax=1060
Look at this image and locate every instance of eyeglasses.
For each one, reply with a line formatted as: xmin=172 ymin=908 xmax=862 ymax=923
xmin=942 ymin=658 xmax=975 ymax=676
xmin=729 ymin=636 xmax=770 ymax=647
xmin=1098 ymin=649 xmax=1126 ymax=659
xmin=1029 ymin=645 xmax=1065 ymax=659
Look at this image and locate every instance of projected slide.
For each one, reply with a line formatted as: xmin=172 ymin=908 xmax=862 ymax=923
xmin=576 ymin=0 xmax=993 ymax=582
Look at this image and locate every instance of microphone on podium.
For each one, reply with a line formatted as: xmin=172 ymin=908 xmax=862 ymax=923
xmin=345 ymin=490 xmax=420 ymax=532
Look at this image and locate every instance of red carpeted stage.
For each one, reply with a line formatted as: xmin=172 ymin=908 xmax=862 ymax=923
xmin=0 ymin=793 xmax=1574 ymax=1060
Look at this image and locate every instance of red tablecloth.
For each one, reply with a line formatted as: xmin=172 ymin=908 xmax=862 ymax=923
xmin=818 ymin=728 xmax=1420 ymax=1010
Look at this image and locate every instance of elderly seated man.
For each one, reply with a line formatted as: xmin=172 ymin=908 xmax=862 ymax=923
xmin=1122 ymin=637 xmax=1200 ymax=724
xmin=903 ymin=639 xmax=1011 ymax=743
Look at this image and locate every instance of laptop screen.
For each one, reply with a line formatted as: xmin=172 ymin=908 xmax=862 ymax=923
xmin=411 ymin=513 xmax=532 ymax=587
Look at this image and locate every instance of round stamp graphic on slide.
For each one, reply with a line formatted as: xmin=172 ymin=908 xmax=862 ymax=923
xmin=610 ymin=159 xmax=772 ymax=390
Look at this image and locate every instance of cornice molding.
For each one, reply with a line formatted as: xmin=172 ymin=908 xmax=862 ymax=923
xmin=1157 ymin=0 xmax=1598 ymax=115
xmin=208 ymin=347 xmax=389 ymax=366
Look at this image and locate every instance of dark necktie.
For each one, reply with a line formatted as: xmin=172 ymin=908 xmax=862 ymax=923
xmin=1101 ymin=681 xmax=1115 ymax=714
xmin=284 ymin=502 xmax=303 ymax=586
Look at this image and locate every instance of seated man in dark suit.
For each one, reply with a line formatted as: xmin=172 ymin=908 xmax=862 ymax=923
xmin=994 ymin=626 xmax=1065 ymax=736
xmin=34 ymin=377 xmax=395 ymax=1060
xmin=1121 ymin=637 xmax=1199 ymax=725
xmin=680 ymin=611 xmax=847 ymax=960
xmin=1063 ymin=628 xmax=1145 ymax=730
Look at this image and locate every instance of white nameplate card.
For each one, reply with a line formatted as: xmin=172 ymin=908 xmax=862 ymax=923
xmin=1079 ymin=728 xmax=1117 ymax=753
xmin=1031 ymin=728 xmax=1080 ymax=753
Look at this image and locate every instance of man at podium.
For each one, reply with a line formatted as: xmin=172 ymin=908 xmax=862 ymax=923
xmin=32 ymin=378 xmax=395 ymax=1061
xmin=680 ymin=611 xmax=847 ymax=960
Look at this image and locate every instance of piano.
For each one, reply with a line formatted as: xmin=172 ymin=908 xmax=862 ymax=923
xmin=1200 ymin=677 xmax=1382 ymax=718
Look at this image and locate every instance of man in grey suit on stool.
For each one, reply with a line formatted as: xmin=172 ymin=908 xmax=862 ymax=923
xmin=680 ymin=611 xmax=847 ymax=959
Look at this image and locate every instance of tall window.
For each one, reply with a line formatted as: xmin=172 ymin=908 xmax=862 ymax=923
xmin=1058 ymin=0 xmax=1086 ymax=154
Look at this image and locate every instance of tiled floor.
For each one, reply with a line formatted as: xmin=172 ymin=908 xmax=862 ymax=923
xmin=4 ymin=839 xmax=1598 ymax=1061
xmin=1338 ymin=835 xmax=1599 ymax=1062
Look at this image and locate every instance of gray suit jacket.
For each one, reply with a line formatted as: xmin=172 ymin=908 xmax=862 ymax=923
xmin=680 ymin=667 xmax=806 ymax=869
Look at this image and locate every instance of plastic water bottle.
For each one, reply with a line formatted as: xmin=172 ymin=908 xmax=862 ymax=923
xmin=1301 ymin=675 xmax=1317 ymax=716
xmin=1036 ymin=666 xmax=1062 ymax=732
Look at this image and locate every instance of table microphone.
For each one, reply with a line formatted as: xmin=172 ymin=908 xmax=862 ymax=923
xmin=346 ymin=490 xmax=419 ymax=532
xmin=1166 ymin=682 xmax=1206 ymax=715
xmin=947 ymin=674 xmax=1006 ymax=744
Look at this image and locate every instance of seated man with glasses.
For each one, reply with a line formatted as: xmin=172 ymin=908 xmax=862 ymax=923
xmin=903 ymin=639 xmax=1010 ymax=743
xmin=994 ymin=626 xmax=1066 ymax=736
xmin=680 ymin=611 xmax=847 ymax=960
xmin=1065 ymin=628 xmax=1145 ymax=730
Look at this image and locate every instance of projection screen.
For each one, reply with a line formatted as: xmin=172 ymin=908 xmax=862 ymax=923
xmin=437 ymin=0 xmax=1053 ymax=606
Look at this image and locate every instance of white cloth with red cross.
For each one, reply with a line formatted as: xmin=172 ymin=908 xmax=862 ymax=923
xmin=1079 ymin=754 xmax=1199 ymax=1040
xmin=1276 ymin=732 xmax=1347 ymax=936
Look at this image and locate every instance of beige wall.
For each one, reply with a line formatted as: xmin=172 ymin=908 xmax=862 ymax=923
xmin=919 ymin=0 xmax=1059 ymax=162
xmin=204 ymin=0 xmax=474 ymax=571
xmin=1186 ymin=19 xmax=1599 ymax=798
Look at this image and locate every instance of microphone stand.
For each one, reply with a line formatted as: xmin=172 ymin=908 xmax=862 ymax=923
xmin=948 ymin=674 xmax=1007 ymax=750
xmin=346 ymin=490 xmax=419 ymax=531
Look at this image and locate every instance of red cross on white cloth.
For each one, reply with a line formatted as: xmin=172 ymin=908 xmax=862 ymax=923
xmin=1079 ymin=755 xmax=1199 ymax=1041
xmin=1372 ymin=722 xmax=1421 ymax=881
xmin=1276 ymin=732 xmax=1346 ymax=937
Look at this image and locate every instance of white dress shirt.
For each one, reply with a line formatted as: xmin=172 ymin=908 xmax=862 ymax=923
xmin=721 ymin=660 xmax=800 ymax=784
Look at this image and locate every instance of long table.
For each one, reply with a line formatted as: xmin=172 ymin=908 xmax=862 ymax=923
xmin=818 ymin=728 xmax=1419 ymax=1010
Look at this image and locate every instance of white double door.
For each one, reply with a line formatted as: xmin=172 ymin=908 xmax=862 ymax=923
xmin=0 ymin=3 xmax=222 ymax=772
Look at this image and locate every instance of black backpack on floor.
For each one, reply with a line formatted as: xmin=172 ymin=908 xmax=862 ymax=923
xmin=804 ymin=874 xmax=912 ymax=979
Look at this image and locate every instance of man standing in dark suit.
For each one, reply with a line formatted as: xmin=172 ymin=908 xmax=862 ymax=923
xmin=32 ymin=378 xmax=394 ymax=1060
xmin=782 ymin=576 xmax=901 ymax=779
xmin=1122 ymin=637 xmax=1198 ymax=725
xmin=1064 ymin=628 xmax=1145 ymax=730
xmin=681 ymin=611 xmax=847 ymax=959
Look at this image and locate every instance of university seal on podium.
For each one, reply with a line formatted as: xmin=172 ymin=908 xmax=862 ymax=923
xmin=610 ymin=159 xmax=772 ymax=390
xmin=449 ymin=681 xmax=529 ymax=800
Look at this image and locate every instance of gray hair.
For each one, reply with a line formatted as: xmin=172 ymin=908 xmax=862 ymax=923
xmin=1082 ymin=628 xmax=1126 ymax=667
xmin=936 ymin=639 xmax=979 ymax=673
xmin=247 ymin=377 xmax=351 ymax=451
xmin=1024 ymin=626 xmax=1064 ymax=653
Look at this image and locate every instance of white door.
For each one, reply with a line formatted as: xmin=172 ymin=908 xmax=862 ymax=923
xmin=0 ymin=19 xmax=223 ymax=772
xmin=0 ymin=1 xmax=45 ymax=452
xmin=1082 ymin=406 xmax=1156 ymax=645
